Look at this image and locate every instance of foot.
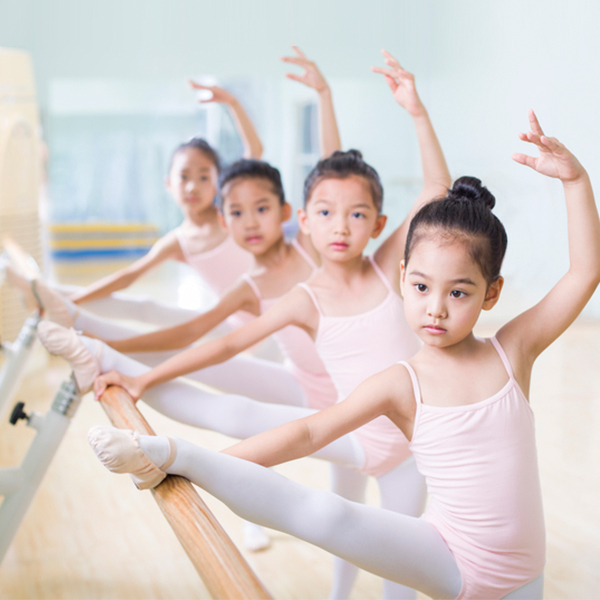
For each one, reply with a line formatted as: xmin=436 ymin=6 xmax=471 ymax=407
xmin=243 ymin=522 xmax=272 ymax=552
xmin=87 ymin=425 xmax=177 ymax=490
xmin=5 ymin=266 xmax=75 ymax=327
xmin=37 ymin=320 xmax=100 ymax=393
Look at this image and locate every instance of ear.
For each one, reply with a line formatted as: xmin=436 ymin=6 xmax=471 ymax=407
xmin=282 ymin=202 xmax=292 ymax=223
xmin=370 ymin=215 xmax=388 ymax=239
xmin=218 ymin=211 xmax=227 ymax=230
xmin=399 ymin=260 xmax=407 ymax=296
xmin=297 ymin=207 xmax=310 ymax=235
xmin=482 ymin=276 xmax=504 ymax=311
xmin=165 ymin=176 xmax=172 ymax=191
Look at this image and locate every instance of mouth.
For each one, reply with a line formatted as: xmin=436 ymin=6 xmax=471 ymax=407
xmin=245 ymin=235 xmax=263 ymax=245
xmin=184 ymin=196 xmax=200 ymax=204
xmin=330 ymin=241 xmax=349 ymax=251
xmin=424 ymin=325 xmax=447 ymax=335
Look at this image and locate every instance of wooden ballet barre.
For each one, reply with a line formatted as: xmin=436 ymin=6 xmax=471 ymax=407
xmin=99 ymin=385 xmax=272 ymax=600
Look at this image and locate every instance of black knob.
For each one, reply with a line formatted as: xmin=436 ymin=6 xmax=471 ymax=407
xmin=9 ymin=401 xmax=28 ymax=425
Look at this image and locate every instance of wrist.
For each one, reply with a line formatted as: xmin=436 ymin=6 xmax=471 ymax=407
xmin=317 ymin=84 xmax=331 ymax=96
xmin=410 ymin=106 xmax=429 ymax=120
xmin=562 ymin=168 xmax=590 ymax=187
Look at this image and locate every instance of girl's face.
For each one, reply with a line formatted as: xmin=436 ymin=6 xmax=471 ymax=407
xmin=166 ymin=148 xmax=219 ymax=217
xmin=400 ymin=233 xmax=502 ymax=349
xmin=221 ymin=178 xmax=289 ymax=254
xmin=298 ymin=175 xmax=386 ymax=262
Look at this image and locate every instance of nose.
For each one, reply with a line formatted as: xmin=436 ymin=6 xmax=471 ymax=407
xmin=427 ymin=295 xmax=447 ymax=320
xmin=185 ymin=179 xmax=197 ymax=192
xmin=333 ymin=214 xmax=349 ymax=235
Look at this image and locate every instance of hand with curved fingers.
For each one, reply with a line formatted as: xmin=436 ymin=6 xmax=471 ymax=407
xmin=371 ymin=50 xmax=425 ymax=117
xmin=281 ymin=46 xmax=329 ymax=93
xmin=94 ymin=371 xmax=145 ymax=403
xmin=512 ymin=110 xmax=584 ymax=182
xmin=189 ymin=80 xmax=236 ymax=105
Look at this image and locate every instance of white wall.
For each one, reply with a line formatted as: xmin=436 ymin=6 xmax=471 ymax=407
xmin=3 ymin=0 xmax=600 ymax=316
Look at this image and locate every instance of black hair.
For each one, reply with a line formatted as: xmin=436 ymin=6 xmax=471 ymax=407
xmin=218 ymin=159 xmax=285 ymax=206
xmin=169 ymin=137 xmax=221 ymax=174
xmin=303 ymin=149 xmax=384 ymax=213
xmin=404 ymin=176 xmax=508 ymax=284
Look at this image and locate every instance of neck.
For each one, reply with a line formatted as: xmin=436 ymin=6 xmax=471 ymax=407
xmin=421 ymin=331 xmax=481 ymax=361
xmin=320 ymin=253 xmax=366 ymax=285
xmin=184 ymin=205 xmax=221 ymax=228
xmin=253 ymin=234 xmax=290 ymax=269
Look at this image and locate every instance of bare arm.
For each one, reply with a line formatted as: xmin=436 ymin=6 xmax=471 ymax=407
xmin=372 ymin=51 xmax=451 ymax=275
xmin=189 ymin=81 xmax=263 ymax=159
xmin=107 ymin=279 xmax=259 ymax=353
xmin=93 ymin=286 xmax=318 ymax=400
xmin=222 ymin=364 xmax=414 ymax=467
xmin=70 ymin=232 xmax=181 ymax=305
xmin=281 ymin=47 xmax=342 ymax=158
xmin=499 ymin=111 xmax=600 ymax=367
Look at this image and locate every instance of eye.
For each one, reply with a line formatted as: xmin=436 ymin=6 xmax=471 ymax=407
xmin=415 ymin=283 xmax=428 ymax=293
xmin=319 ymin=209 xmax=330 ymax=216
xmin=258 ymin=206 xmax=269 ymax=213
xmin=200 ymin=176 xmax=209 ymax=182
xmin=352 ymin=212 xmax=365 ymax=219
xmin=450 ymin=290 xmax=466 ymax=299
xmin=230 ymin=210 xmax=242 ymax=217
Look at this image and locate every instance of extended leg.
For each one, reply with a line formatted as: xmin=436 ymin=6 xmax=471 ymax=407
xmin=104 ymin=434 xmax=463 ymax=599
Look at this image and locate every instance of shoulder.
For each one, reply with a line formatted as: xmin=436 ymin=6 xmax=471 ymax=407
xmin=151 ymin=230 xmax=183 ymax=257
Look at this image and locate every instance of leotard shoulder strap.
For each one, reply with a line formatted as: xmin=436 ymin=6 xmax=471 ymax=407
xmin=297 ymin=282 xmax=324 ymax=316
xmin=291 ymin=238 xmax=318 ymax=270
xmin=368 ymin=255 xmax=394 ymax=293
xmin=241 ymin=273 xmax=262 ymax=301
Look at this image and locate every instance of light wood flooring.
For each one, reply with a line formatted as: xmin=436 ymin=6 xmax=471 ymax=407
xmin=0 ymin=261 xmax=599 ymax=599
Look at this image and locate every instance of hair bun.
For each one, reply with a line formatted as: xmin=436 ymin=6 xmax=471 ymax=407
xmin=448 ymin=176 xmax=495 ymax=209
xmin=330 ymin=148 xmax=363 ymax=161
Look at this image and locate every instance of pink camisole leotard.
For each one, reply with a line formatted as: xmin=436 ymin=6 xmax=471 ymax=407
xmin=298 ymin=256 xmax=422 ymax=477
xmin=402 ymin=336 xmax=545 ymax=599
xmin=176 ymin=225 xmax=254 ymax=328
xmin=176 ymin=226 xmax=254 ymax=296
xmin=241 ymin=239 xmax=338 ymax=411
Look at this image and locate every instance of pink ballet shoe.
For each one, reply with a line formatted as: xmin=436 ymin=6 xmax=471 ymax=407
xmin=5 ymin=265 xmax=74 ymax=327
xmin=37 ymin=320 xmax=99 ymax=394
xmin=87 ymin=425 xmax=177 ymax=490
xmin=31 ymin=278 xmax=76 ymax=327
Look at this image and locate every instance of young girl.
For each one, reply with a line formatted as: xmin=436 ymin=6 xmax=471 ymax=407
xmin=87 ymin=112 xmax=600 ymax=599
xmin=40 ymin=52 xmax=450 ymax=599
xmin=48 ymin=82 xmax=263 ymax=331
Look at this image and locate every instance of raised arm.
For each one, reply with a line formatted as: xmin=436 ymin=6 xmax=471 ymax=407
xmin=93 ymin=285 xmax=319 ymax=400
xmin=499 ymin=110 xmax=600 ymax=365
xmin=189 ymin=81 xmax=263 ymax=159
xmin=222 ymin=364 xmax=415 ymax=467
xmin=372 ymin=50 xmax=451 ymax=275
xmin=106 ymin=279 xmax=259 ymax=353
xmin=281 ymin=47 xmax=342 ymax=158
xmin=70 ymin=232 xmax=182 ymax=305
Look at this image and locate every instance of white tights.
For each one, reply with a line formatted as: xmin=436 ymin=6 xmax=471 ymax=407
xmin=84 ymin=338 xmax=428 ymax=598
xmin=140 ymin=435 xmax=544 ymax=600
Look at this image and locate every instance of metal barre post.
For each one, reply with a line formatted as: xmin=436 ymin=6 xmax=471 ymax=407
xmin=99 ymin=385 xmax=272 ymax=600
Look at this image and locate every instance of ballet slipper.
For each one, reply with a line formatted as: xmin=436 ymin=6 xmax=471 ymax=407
xmin=87 ymin=425 xmax=177 ymax=490
xmin=37 ymin=320 xmax=99 ymax=394
xmin=243 ymin=522 xmax=272 ymax=552
xmin=31 ymin=278 xmax=76 ymax=327
xmin=5 ymin=266 xmax=75 ymax=327
xmin=5 ymin=264 xmax=40 ymax=312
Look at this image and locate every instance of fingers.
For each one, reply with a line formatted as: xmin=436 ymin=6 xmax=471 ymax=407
xmin=512 ymin=152 xmax=538 ymax=170
xmin=292 ymin=45 xmax=307 ymax=59
xmin=189 ymin=79 xmax=210 ymax=90
xmin=93 ymin=375 xmax=108 ymax=400
xmin=280 ymin=56 xmax=306 ymax=66
xmin=284 ymin=73 xmax=304 ymax=83
xmin=528 ymin=109 xmax=544 ymax=137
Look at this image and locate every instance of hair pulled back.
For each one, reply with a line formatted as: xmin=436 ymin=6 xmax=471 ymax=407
xmin=169 ymin=137 xmax=221 ymax=174
xmin=218 ymin=159 xmax=285 ymax=206
xmin=405 ymin=176 xmax=507 ymax=284
xmin=303 ymin=149 xmax=384 ymax=213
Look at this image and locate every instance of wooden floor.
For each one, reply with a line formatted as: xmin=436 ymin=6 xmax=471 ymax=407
xmin=1 ymin=261 xmax=599 ymax=599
